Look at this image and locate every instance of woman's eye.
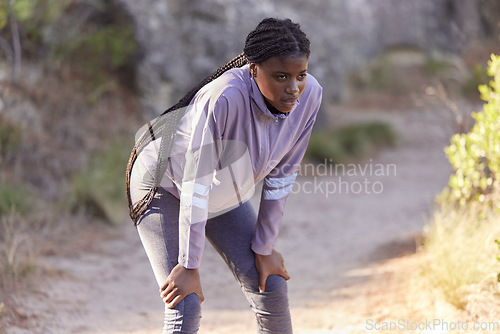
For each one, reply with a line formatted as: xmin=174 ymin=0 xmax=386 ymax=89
xmin=298 ymin=73 xmax=307 ymax=80
xmin=276 ymin=75 xmax=287 ymax=80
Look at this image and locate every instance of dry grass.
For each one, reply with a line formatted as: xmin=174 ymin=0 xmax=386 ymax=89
xmin=0 ymin=209 xmax=53 ymax=330
xmin=0 ymin=207 xmax=121 ymax=330
xmin=415 ymin=203 xmax=500 ymax=321
xmin=0 ymin=207 xmax=78 ymax=284
xmin=0 ymin=211 xmax=38 ymax=281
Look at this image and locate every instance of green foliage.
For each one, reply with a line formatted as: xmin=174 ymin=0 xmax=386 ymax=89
xmin=0 ymin=182 xmax=32 ymax=217
xmin=306 ymin=121 xmax=397 ymax=164
xmin=0 ymin=0 xmax=69 ymax=37
xmin=67 ymin=25 xmax=137 ymax=87
xmin=442 ymin=54 xmax=500 ymax=210
xmin=350 ymin=56 xmax=397 ymax=92
xmin=423 ymin=56 xmax=454 ymax=75
xmin=0 ymin=117 xmax=21 ymax=159
xmin=86 ymin=26 xmax=136 ymax=69
xmin=0 ymin=6 xmax=6 ymax=30
xmin=69 ymin=139 xmax=131 ymax=225
xmin=462 ymin=63 xmax=490 ymax=98
xmin=349 ymin=49 xmax=427 ymax=94
xmin=369 ymin=58 xmax=392 ymax=91
xmin=1 ymin=0 xmax=136 ymax=89
xmin=23 ymin=0 xmax=71 ymax=44
xmin=10 ymin=0 xmax=36 ymax=22
xmin=0 ymin=0 xmax=36 ymax=28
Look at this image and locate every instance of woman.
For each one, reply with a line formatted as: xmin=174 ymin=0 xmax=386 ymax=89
xmin=126 ymin=17 xmax=322 ymax=333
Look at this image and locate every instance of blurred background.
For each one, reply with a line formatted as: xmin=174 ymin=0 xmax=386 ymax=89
xmin=0 ymin=0 xmax=499 ymax=333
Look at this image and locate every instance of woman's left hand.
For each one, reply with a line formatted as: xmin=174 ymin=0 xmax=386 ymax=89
xmin=254 ymin=249 xmax=290 ymax=293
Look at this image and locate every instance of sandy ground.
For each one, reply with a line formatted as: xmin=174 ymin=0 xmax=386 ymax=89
xmin=4 ymin=103 xmax=464 ymax=334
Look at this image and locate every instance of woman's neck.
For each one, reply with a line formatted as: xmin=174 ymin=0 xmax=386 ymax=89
xmin=264 ymin=98 xmax=286 ymax=115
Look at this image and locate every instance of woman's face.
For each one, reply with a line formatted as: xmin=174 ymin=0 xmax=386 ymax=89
xmin=250 ymin=56 xmax=308 ymax=113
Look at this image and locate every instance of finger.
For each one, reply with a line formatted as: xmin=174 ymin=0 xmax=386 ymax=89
xmin=160 ymin=279 xmax=170 ymax=292
xmin=196 ymin=291 xmax=205 ymax=305
xmin=258 ymin=273 xmax=268 ymax=293
xmin=160 ymin=282 xmax=174 ymax=298
xmin=166 ymin=294 xmax=185 ymax=309
xmin=276 ymin=269 xmax=291 ymax=281
xmin=275 ymin=263 xmax=291 ymax=281
xmin=160 ymin=279 xmax=174 ymax=294
xmin=165 ymin=287 xmax=180 ymax=304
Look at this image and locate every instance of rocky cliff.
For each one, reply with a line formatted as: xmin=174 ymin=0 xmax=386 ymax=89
xmin=116 ymin=0 xmax=486 ymax=115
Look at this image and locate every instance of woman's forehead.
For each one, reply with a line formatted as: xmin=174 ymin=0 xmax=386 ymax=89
xmin=259 ymin=56 xmax=308 ymax=72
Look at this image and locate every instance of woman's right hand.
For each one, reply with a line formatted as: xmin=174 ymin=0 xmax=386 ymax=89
xmin=160 ymin=263 xmax=205 ymax=309
xmin=255 ymin=249 xmax=290 ymax=293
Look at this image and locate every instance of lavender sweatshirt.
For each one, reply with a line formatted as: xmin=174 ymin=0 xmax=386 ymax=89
xmin=131 ymin=64 xmax=322 ymax=269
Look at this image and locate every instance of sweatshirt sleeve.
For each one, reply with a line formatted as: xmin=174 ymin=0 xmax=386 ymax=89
xmin=178 ymin=94 xmax=228 ymax=269
xmin=251 ymin=102 xmax=320 ymax=256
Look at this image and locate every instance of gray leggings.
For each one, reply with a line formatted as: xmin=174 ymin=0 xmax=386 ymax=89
xmin=136 ymin=187 xmax=292 ymax=333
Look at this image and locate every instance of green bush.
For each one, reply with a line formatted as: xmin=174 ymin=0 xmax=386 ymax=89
xmin=67 ymin=24 xmax=137 ymax=87
xmin=0 ymin=0 xmax=36 ymax=29
xmin=306 ymin=121 xmax=398 ymax=164
xmin=69 ymin=139 xmax=131 ymax=225
xmin=0 ymin=183 xmax=32 ymax=217
xmin=0 ymin=117 xmax=21 ymax=159
xmin=418 ymin=54 xmax=500 ymax=317
xmin=462 ymin=63 xmax=490 ymax=98
xmin=441 ymin=54 xmax=500 ymax=210
xmin=423 ymin=56 xmax=455 ymax=76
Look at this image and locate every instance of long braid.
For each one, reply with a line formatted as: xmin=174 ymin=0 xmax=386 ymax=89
xmin=126 ymin=53 xmax=248 ymax=223
xmin=127 ymin=18 xmax=311 ymax=224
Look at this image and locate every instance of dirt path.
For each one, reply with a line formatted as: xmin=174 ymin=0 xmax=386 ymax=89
xmin=5 ymin=105 xmax=458 ymax=333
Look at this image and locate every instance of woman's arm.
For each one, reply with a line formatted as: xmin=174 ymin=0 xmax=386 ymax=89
xmin=252 ymin=94 xmax=322 ymax=291
xmin=177 ymin=94 xmax=229 ymax=269
xmin=251 ymin=108 xmax=319 ymax=255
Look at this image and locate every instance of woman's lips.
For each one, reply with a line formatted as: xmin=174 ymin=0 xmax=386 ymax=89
xmin=281 ymin=98 xmax=298 ymax=108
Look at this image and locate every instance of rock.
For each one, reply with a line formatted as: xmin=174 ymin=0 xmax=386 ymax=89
xmin=116 ymin=0 xmax=486 ymax=115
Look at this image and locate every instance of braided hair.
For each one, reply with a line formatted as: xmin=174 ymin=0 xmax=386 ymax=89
xmin=126 ymin=18 xmax=311 ymax=223
xmin=244 ymin=18 xmax=310 ymax=63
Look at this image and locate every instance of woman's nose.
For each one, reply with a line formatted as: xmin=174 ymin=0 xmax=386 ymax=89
xmin=286 ymin=82 xmax=299 ymax=94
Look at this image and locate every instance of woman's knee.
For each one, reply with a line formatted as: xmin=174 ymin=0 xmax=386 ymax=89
xmin=251 ymin=276 xmax=292 ymax=333
xmin=263 ymin=274 xmax=288 ymax=294
xmin=163 ymin=293 xmax=202 ymax=333
xmin=252 ymin=275 xmax=290 ymax=314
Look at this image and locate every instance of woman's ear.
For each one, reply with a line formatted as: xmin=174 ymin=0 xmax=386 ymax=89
xmin=249 ymin=63 xmax=257 ymax=77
